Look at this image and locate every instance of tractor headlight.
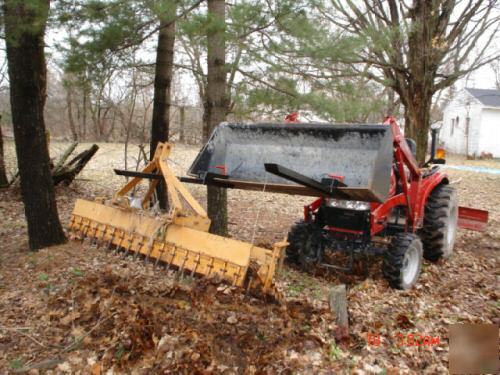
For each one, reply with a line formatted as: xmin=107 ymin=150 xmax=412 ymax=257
xmin=326 ymin=199 xmax=370 ymax=211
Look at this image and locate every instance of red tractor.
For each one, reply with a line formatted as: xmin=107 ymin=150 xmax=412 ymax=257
xmin=285 ymin=117 xmax=456 ymax=289
xmin=186 ymin=117 xmax=487 ymax=289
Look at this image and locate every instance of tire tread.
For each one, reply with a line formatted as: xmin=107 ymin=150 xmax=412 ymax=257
xmin=383 ymin=233 xmax=422 ymax=289
xmin=421 ymin=185 xmax=456 ymax=261
xmin=286 ymin=220 xmax=311 ymax=264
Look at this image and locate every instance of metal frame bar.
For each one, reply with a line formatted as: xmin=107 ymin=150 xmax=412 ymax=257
xmin=112 ymin=143 xmax=208 ymax=218
xmin=114 ymin=169 xmax=162 ymax=180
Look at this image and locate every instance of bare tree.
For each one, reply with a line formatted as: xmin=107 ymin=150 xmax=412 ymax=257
xmin=324 ymin=0 xmax=499 ymax=162
xmin=88 ymin=66 xmax=117 ymax=142
xmin=492 ymin=60 xmax=500 ymax=89
xmin=118 ymin=69 xmax=139 ymax=174
xmin=62 ymin=71 xmax=91 ymax=141
xmin=65 ymin=79 xmax=79 ymax=141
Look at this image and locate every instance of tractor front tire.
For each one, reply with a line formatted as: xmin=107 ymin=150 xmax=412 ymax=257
xmin=421 ymin=185 xmax=458 ymax=261
xmin=286 ymin=220 xmax=312 ymax=264
xmin=383 ymin=233 xmax=423 ymax=290
xmin=298 ymin=227 xmax=325 ymax=273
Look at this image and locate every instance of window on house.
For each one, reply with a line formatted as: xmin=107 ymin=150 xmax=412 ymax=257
xmin=451 ymin=118 xmax=455 ymax=136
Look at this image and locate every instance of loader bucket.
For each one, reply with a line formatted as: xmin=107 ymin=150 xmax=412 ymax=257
xmin=188 ymin=123 xmax=394 ymax=202
xmin=68 ymin=142 xmax=286 ymax=294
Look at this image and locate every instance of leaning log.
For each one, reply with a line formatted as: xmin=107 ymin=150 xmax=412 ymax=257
xmin=53 ymin=144 xmax=99 ymax=185
xmin=52 ymin=142 xmax=78 ymax=175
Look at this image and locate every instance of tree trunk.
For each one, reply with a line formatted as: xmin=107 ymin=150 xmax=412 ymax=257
xmin=202 ymin=100 xmax=210 ymax=142
xmin=150 ymin=4 xmax=176 ymax=210
xmin=206 ymin=0 xmax=229 ymax=236
xmin=404 ymin=1 xmax=435 ymax=164
xmin=179 ymin=106 xmax=185 ymax=143
xmin=0 ymin=115 xmax=9 ymax=188
xmin=81 ymin=84 xmax=88 ymax=139
xmin=65 ymin=84 xmax=78 ymax=141
xmin=404 ymin=91 xmax=432 ymax=164
xmin=91 ymin=103 xmax=100 ymax=140
xmin=4 ymin=0 xmax=66 ymax=250
xmin=123 ymin=74 xmax=138 ymax=176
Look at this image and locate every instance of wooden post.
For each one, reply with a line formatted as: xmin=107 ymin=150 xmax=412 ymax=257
xmin=329 ymin=284 xmax=349 ymax=340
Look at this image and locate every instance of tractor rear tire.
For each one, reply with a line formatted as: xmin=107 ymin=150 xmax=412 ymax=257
xmin=286 ymin=220 xmax=312 ymax=264
xmin=421 ymin=185 xmax=458 ymax=261
xmin=383 ymin=233 xmax=423 ymax=290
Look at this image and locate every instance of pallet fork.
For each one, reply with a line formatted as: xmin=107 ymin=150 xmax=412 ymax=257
xmin=68 ymin=142 xmax=287 ymax=293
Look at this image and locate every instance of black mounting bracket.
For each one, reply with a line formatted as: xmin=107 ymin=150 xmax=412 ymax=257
xmin=264 ymin=163 xmax=347 ymax=196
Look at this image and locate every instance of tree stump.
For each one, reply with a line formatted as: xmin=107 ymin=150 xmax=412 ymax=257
xmin=329 ymin=284 xmax=349 ymax=340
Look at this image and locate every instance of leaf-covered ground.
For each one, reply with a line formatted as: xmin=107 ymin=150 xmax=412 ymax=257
xmin=0 ymin=141 xmax=498 ymax=374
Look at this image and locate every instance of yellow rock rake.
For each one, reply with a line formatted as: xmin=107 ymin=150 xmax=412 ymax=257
xmin=69 ymin=142 xmax=286 ymax=292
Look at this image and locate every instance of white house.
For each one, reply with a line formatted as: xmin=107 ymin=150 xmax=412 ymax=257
xmin=440 ymin=88 xmax=500 ymax=158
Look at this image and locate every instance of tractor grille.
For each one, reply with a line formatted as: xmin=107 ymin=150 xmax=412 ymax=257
xmin=318 ymin=206 xmax=370 ymax=233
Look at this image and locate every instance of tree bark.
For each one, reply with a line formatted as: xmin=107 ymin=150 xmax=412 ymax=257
xmin=206 ymin=0 xmax=229 ymax=236
xmin=404 ymin=91 xmax=432 ymax=163
xmin=150 ymin=4 xmax=176 ymax=210
xmin=0 ymin=115 xmax=9 ymax=188
xmin=4 ymin=0 xmax=66 ymax=250
xmin=403 ymin=1 xmax=435 ymax=164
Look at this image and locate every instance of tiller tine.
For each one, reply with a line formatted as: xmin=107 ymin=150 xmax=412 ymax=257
xmin=68 ymin=142 xmax=286 ymax=293
xmin=458 ymin=206 xmax=489 ymax=232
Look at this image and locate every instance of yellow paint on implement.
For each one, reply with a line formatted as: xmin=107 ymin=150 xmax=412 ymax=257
xmin=68 ymin=142 xmax=286 ymax=292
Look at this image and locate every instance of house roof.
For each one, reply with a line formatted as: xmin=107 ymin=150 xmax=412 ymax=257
xmin=465 ymin=87 xmax=500 ymax=107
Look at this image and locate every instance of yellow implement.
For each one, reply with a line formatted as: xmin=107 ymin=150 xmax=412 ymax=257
xmin=68 ymin=143 xmax=286 ymax=292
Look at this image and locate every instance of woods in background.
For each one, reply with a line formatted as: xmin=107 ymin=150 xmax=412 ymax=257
xmin=0 ymin=0 xmax=498 ymax=245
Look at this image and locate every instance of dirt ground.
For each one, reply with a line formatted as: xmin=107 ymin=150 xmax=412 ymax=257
xmin=0 ymin=141 xmax=498 ymax=374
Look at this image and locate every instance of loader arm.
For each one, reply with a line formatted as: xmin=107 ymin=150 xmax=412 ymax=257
xmin=383 ymin=116 xmax=488 ymax=232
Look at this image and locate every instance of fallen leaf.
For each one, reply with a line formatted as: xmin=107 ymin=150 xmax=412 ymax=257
xmin=60 ymin=311 xmax=81 ymax=326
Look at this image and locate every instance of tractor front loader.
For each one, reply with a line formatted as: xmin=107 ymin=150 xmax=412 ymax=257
xmin=185 ymin=117 xmax=488 ymax=290
xmin=69 ymin=142 xmax=287 ymax=293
